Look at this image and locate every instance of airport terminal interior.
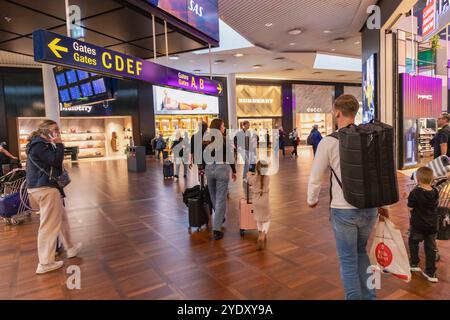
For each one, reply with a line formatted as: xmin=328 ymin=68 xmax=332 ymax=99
xmin=0 ymin=0 xmax=450 ymax=301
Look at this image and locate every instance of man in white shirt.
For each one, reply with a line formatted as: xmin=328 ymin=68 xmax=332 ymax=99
xmin=307 ymin=94 xmax=389 ymax=300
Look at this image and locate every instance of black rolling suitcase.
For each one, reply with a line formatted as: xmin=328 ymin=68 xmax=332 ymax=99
xmin=163 ymin=160 xmax=174 ymax=179
xmin=187 ymin=173 xmax=210 ymax=233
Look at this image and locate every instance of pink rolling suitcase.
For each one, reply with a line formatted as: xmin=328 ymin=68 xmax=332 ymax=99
xmin=239 ymin=181 xmax=257 ymax=237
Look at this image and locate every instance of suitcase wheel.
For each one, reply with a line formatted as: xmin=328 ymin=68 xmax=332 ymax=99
xmin=240 ymin=229 xmax=245 ymax=237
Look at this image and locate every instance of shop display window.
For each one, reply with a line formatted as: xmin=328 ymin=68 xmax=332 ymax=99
xmin=155 ymin=115 xmax=217 ymax=141
xmin=296 ymin=113 xmax=333 ymax=142
xmin=17 ymin=117 xmax=133 ymax=161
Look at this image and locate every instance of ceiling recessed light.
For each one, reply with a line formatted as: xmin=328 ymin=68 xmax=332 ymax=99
xmin=323 ymin=30 xmax=332 ymax=34
xmin=252 ymin=64 xmax=263 ymax=69
xmin=169 ymin=55 xmax=179 ymax=60
xmin=289 ymin=42 xmax=296 ymax=46
xmin=265 ymin=23 xmax=273 ymax=27
xmin=331 ymin=38 xmax=345 ymax=44
xmin=234 ymin=53 xmax=244 ymax=57
xmin=214 ymin=59 xmax=225 ymax=64
xmin=273 ymin=57 xmax=285 ymax=61
xmin=4 ymin=16 xmax=12 ymax=23
xmin=354 ymin=41 xmax=361 ymax=45
xmin=331 ymin=48 xmax=336 ymax=51
xmin=288 ymin=29 xmax=302 ymax=35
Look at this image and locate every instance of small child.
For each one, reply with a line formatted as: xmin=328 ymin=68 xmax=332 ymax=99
xmin=407 ymin=167 xmax=439 ymax=283
xmin=247 ymin=160 xmax=270 ymax=250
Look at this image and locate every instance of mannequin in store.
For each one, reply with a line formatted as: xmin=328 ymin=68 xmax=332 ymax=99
xmin=111 ymin=132 xmax=118 ymax=152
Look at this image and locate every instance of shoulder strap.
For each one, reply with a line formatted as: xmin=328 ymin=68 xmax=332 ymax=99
xmin=27 ymin=154 xmax=54 ymax=181
xmin=328 ymin=132 xmax=339 ymax=139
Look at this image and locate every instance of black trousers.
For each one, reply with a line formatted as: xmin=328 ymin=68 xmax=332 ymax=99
xmin=313 ymin=144 xmax=318 ymax=156
xmin=291 ymin=143 xmax=298 ymax=157
xmin=409 ymin=230 xmax=437 ymax=275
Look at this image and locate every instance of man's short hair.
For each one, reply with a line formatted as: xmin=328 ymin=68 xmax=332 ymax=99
xmin=416 ymin=167 xmax=434 ymax=185
xmin=242 ymin=120 xmax=250 ymax=127
xmin=334 ymin=94 xmax=360 ymax=117
xmin=440 ymin=113 xmax=450 ymax=122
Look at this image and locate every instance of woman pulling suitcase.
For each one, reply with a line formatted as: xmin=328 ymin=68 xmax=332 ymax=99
xmin=247 ymin=160 xmax=271 ymax=250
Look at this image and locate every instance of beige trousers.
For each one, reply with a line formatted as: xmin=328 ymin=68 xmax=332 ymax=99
xmin=29 ymin=187 xmax=73 ymax=265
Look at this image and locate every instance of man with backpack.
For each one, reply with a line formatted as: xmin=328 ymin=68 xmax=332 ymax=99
xmin=307 ymin=94 xmax=392 ymax=300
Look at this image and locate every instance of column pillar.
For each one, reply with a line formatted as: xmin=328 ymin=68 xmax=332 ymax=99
xmin=227 ymin=73 xmax=237 ymax=130
xmin=42 ymin=64 xmax=60 ymax=123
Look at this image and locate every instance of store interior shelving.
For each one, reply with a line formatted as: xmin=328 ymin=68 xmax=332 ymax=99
xmin=296 ymin=113 xmax=333 ymax=142
xmin=418 ymin=118 xmax=436 ymax=158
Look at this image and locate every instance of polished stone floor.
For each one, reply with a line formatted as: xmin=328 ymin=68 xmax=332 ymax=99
xmin=0 ymin=147 xmax=449 ymax=300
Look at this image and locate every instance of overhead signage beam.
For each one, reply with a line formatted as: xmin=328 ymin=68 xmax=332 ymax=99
xmin=33 ymin=29 xmax=222 ymax=96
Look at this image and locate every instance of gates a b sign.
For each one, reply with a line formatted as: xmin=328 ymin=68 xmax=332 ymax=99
xmin=33 ymin=29 xmax=222 ymax=96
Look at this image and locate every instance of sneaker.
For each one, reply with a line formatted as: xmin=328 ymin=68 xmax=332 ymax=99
xmin=212 ymin=230 xmax=224 ymax=241
xmin=410 ymin=265 xmax=421 ymax=272
xmin=66 ymin=242 xmax=83 ymax=259
xmin=36 ymin=261 xmax=64 ymax=274
xmin=422 ymin=271 xmax=438 ymax=283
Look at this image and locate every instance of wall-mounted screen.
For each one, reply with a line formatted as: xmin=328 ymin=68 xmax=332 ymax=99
xmin=362 ymin=54 xmax=377 ymax=124
xmin=153 ymin=85 xmax=219 ymax=115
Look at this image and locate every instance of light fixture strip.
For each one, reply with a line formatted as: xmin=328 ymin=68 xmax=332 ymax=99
xmin=164 ymin=20 xmax=169 ymax=59
xmin=152 ymin=14 xmax=157 ymax=60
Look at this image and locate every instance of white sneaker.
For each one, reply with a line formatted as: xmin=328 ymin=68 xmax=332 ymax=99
xmin=410 ymin=265 xmax=422 ymax=272
xmin=422 ymin=271 xmax=439 ymax=283
xmin=36 ymin=261 xmax=64 ymax=274
xmin=66 ymin=242 xmax=82 ymax=259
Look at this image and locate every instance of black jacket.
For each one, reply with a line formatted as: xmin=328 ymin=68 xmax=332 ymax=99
xmin=26 ymin=136 xmax=64 ymax=191
xmin=408 ymin=186 xmax=439 ymax=234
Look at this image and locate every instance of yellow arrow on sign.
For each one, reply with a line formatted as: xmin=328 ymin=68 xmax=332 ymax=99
xmin=217 ymin=83 xmax=223 ymax=95
xmin=48 ymin=38 xmax=68 ymax=58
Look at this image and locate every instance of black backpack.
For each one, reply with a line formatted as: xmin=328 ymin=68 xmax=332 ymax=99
xmin=329 ymin=121 xmax=399 ymax=209
xmin=306 ymin=133 xmax=314 ymax=146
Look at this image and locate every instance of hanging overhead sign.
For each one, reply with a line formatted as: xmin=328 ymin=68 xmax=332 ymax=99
xmin=33 ymin=29 xmax=222 ymax=96
xmin=423 ymin=0 xmax=436 ymax=38
xmin=143 ymin=0 xmax=220 ymax=41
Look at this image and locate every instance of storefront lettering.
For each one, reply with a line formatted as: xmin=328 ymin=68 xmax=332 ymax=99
xmin=188 ymin=0 xmax=204 ymax=17
xmin=60 ymin=105 xmax=93 ymax=113
xmin=306 ymin=107 xmax=323 ymax=113
xmin=418 ymin=94 xmax=433 ymax=100
xmin=238 ymin=98 xmax=274 ymax=104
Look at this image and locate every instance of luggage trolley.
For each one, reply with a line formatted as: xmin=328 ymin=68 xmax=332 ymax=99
xmin=0 ymin=169 xmax=33 ymax=225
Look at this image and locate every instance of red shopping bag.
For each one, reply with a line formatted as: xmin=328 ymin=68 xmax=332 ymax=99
xmin=369 ymin=218 xmax=411 ymax=282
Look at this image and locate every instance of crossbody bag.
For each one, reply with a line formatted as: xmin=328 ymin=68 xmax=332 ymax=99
xmin=28 ymin=155 xmax=71 ymax=189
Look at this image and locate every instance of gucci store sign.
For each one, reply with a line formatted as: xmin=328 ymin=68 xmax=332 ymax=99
xmin=294 ymin=84 xmax=333 ymax=113
xmin=236 ymin=85 xmax=282 ymax=117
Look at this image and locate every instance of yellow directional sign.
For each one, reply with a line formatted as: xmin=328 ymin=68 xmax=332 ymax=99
xmin=48 ymin=38 xmax=68 ymax=58
xmin=217 ymin=83 xmax=223 ymax=95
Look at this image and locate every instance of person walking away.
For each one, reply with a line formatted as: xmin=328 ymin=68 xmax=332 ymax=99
xmin=0 ymin=142 xmax=19 ymax=176
xmin=172 ymin=133 xmax=188 ymax=179
xmin=247 ymin=160 xmax=271 ymax=250
xmin=278 ymin=127 xmax=286 ymax=157
xmin=289 ymin=128 xmax=299 ymax=158
xmin=26 ymin=120 xmax=82 ymax=274
xmin=155 ymin=133 xmax=166 ymax=160
xmin=205 ymin=119 xmax=237 ymax=240
xmin=234 ymin=121 xmax=251 ymax=180
xmin=150 ymin=136 xmax=157 ymax=156
xmin=408 ymin=167 xmax=439 ymax=283
xmin=307 ymin=125 xmax=323 ymax=156
xmin=307 ymin=95 xmax=389 ymax=300
xmin=190 ymin=121 xmax=209 ymax=175
xmin=430 ymin=113 xmax=450 ymax=159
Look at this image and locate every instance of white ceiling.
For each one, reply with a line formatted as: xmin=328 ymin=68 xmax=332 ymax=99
xmin=0 ymin=0 xmax=375 ymax=83
xmin=155 ymin=0 xmax=377 ymax=83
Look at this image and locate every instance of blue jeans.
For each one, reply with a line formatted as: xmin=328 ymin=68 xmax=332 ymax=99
xmin=331 ymin=208 xmax=378 ymax=300
xmin=206 ymin=164 xmax=230 ymax=232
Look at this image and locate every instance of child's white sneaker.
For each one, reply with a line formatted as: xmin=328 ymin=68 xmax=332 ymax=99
xmin=36 ymin=261 xmax=64 ymax=274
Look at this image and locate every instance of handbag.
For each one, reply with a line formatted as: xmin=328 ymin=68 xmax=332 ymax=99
xmin=28 ymin=155 xmax=71 ymax=189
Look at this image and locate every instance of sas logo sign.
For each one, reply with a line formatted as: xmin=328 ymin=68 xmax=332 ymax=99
xmin=189 ymin=0 xmax=204 ymax=17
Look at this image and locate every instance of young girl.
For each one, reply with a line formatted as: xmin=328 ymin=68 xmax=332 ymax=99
xmin=247 ymin=160 xmax=271 ymax=250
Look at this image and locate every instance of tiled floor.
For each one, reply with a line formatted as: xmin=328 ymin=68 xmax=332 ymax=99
xmin=0 ymin=148 xmax=449 ymax=300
